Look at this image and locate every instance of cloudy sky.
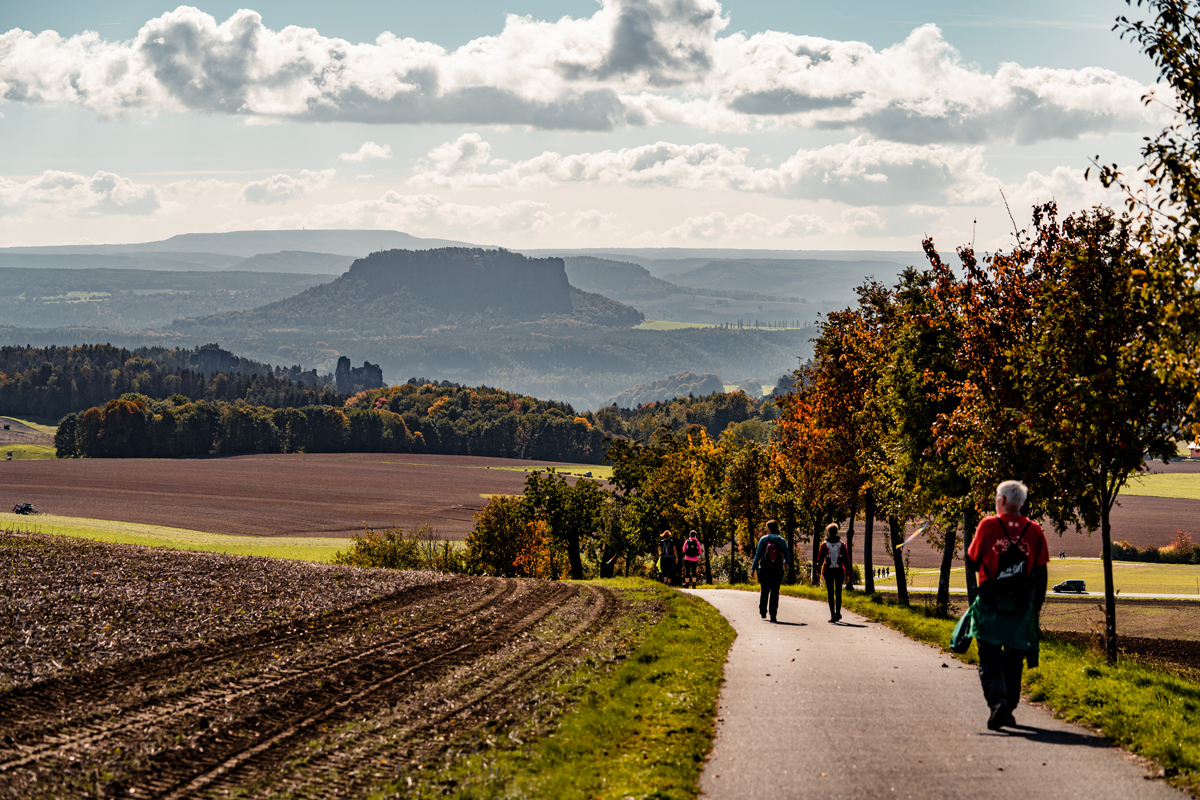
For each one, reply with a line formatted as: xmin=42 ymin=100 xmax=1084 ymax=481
xmin=0 ymin=0 xmax=1167 ymax=251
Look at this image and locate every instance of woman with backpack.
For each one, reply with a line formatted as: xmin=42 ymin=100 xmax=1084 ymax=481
xmin=681 ymin=530 xmax=703 ymax=588
xmin=817 ymin=523 xmax=851 ymax=623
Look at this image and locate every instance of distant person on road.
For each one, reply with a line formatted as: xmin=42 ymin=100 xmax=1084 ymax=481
xmin=751 ymin=520 xmax=789 ymax=622
xmin=658 ymin=531 xmax=679 ymax=586
xmin=682 ymin=530 xmax=703 ymax=588
xmin=817 ymin=524 xmax=851 ymax=623
xmin=954 ymin=480 xmax=1049 ymax=731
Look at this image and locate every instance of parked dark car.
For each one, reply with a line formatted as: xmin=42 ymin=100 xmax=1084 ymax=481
xmin=1052 ymin=579 xmax=1087 ymax=593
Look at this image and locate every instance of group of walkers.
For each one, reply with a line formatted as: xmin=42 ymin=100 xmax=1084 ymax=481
xmin=652 ymin=480 xmax=1048 ymax=733
xmin=748 ymin=519 xmax=851 ymax=624
xmin=657 ymin=529 xmax=705 ymax=589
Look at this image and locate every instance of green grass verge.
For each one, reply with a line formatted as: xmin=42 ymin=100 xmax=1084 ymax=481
xmin=1124 ymin=472 xmax=1200 ymax=500
xmin=388 ymin=580 xmax=735 ymax=800
xmin=722 ymin=581 xmax=1200 ymax=793
xmin=882 ymin=559 xmax=1200 ymax=596
xmin=1 ymin=513 xmax=347 ymax=562
xmin=0 ymin=444 xmax=57 ymax=459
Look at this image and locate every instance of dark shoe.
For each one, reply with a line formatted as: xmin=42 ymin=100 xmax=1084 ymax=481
xmin=760 ymin=611 xmax=767 ymax=619
xmin=829 ymin=617 xmax=837 ymax=623
xmin=770 ymin=616 xmax=777 ymax=623
xmin=834 ymin=612 xmax=842 ymax=622
xmin=987 ymin=703 xmax=1014 ymax=731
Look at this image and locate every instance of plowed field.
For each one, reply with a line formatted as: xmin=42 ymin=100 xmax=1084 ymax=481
xmin=0 ymin=453 xmax=593 ymax=539
xmin=0 ymin=533 xmax=643 ymax=799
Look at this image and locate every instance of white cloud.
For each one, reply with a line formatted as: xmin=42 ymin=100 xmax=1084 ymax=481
xmin=339 ymin=141 xmax=393 ymax=162
xmin=229 ymin=190 xmax=574 ymax=236
xmin=0 ymin=4 xmax=1161 ymax=141
xmin=240 ymin=169 xmax=334 ymax=205
xmin=409 ymin=134 xmax=994 ymax=205
xmin=0 ymin=169 xmax=160 ymax=216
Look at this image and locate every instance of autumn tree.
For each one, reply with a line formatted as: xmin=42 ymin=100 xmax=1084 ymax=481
xmin=1021 ymin=206 xmax=1191 ymax=661
xmin=523 ymin=469 xmax=606 ymax=580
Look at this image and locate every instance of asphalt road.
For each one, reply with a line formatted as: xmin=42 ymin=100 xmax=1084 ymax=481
xmin=688 ymin=589 xmax=1186 ymax=800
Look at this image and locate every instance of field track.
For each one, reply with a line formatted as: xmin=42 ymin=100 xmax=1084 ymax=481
xmin=0 ymin=572 xmax=622 ymax=799
xmin=0 ymin=453 xmax=594 ymax=539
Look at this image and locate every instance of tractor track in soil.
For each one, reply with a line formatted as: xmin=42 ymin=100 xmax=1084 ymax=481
xmin=0 ymin=577 xmax=620 ymax=800
xmin=252 ymin=582 xmax=622 ymax=800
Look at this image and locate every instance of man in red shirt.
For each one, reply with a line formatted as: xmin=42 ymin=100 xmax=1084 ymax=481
xmin=964 ymin=480 xmax=1049 ymax=730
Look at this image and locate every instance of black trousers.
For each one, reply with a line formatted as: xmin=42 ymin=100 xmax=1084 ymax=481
xmin=978 ymin=640 xmax=1027 ymax=712
xmin=825 ymin=567 xmax=844 ymax=618
xmin=759 ymin=571 xmax=782 ymax=618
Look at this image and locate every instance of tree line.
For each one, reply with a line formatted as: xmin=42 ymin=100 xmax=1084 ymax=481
xmin=0 ymin=344 xmax=340 ymax=419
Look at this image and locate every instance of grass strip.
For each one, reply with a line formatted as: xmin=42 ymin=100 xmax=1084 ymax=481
xmin=2 ymin=513 xmax=347 ymax=562
xmin=0 ymin=444 xmax=57 ymax=459
xmin=386 ymin=579 xmax=735 ymax=800
xmin=723 ymin=581 xmax=1200 ymax=793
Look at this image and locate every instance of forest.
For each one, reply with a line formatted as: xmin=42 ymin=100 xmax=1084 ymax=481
xmin=52 ymin=380 xmax=777 ymax=463
xmin=0 ymin=344 xmax=339 ymax=419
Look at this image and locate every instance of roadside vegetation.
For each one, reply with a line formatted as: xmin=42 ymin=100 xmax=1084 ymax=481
xmin=382 ymin=581 xmax=735 ymax=800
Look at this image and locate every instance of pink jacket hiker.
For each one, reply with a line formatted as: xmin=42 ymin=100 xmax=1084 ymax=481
xmin=682 ymin=536 xmax=702 ymax=562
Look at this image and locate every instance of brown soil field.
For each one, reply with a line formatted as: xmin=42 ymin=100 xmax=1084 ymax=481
xmin=0 ymin=533 xmax=647 ymax=799
xmin=0 ymin=453 xmax=596 ymax=539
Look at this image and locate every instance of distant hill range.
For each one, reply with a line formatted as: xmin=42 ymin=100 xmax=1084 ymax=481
xmin=177 ymin=248 xmax=643 ymax=336
xmin=608 ymin=371 xmax=727 ymax=409
xmin=0 ymin=229 xmax=478 ymax=259
xmin=536 ymin=247 xmax=926 ymax=302
xmin=563 ymin=256 xmax=790 ymax=303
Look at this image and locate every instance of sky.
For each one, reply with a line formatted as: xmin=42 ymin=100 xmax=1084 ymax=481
xmin=0 ymin=0 xmax=1170 ymax=251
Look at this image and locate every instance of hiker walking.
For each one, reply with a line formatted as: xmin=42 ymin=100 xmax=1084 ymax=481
xmin=751 ymin=520 xmax=789 ymax=622
xmin=952 ymin=480 xmax=1049 ymax=731
xmin=681 ymin=530 xmax=703 ymax=588
xmin=658 ymin=531 xmax=679 ymax=586
xmin=817 ymin=523 xmax=851 ymax=623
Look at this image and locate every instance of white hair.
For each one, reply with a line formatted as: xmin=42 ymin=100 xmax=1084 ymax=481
xmin=996 ymin=480 xmax=1028 ymax=510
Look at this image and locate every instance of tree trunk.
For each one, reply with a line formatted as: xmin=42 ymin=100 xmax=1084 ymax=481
xmin=704 ymin=529 xmax=713 ymax=585
xmin=785 ymin=514 xmax=797 ymax=584
xmin=889 ymin=516 xmax=909 ymax=605
xmin=567 ymin=532 xmax=584 ymax=580
xmin=936 ymin=521 xmax=957 ymax=618
xmin=963 ymin=505 xmax=979 ymax=604
xmin=845 ymin=489 xmax=857 ymax=589
xmin=730 ymin=527 xmax=738 ymax=584
xmin=812 ymin=520 xmax=822 ymax=585
xmin=1101 ymin=487 xmax=1118 ymax=664
xmin=863 ymin=490 xmax=875 ymax=593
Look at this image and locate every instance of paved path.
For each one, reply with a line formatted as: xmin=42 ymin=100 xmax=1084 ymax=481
xmin=688 ymin=589 xmax=1186 ymax=800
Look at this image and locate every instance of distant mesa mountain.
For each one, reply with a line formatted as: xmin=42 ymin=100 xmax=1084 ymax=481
xmin=176 ymin=248 xmax=642 ymax=336
xmin=608 ymin=371 xmax=726 ymax=409
xmin=230 ymin=251 xmax=358 ymax=275
xmin=524 ymin=247 xmax=923 ymax=278
xmin=0 ymin=229 xmax=479 ymax=259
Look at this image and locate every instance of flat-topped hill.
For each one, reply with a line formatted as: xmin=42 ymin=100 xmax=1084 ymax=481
xmin=175 ymin=247 xmax=641 ymax=335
